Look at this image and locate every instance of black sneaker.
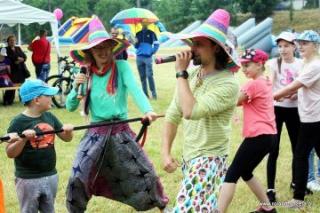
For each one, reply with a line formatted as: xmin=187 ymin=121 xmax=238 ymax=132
xmin=305 ymin=187 xmax=313 ymax=195
xmin=266 ymin=190 xmax=276 ymax=203
xmin=290 ymin=182 xmax=313 ymax=195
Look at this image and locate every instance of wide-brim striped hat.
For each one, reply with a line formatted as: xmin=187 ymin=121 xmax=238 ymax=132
xmin=70 ymin=17 xmax=129 ymax=64
xmin=175 ymin=9 xmax=240 ymax=72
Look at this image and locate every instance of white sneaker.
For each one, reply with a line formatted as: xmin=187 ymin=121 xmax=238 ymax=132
xmin=161 ymin=207 xmax=172 ymax=213
xmin=307 ymin=180 xmax=320 ymax=191
xmin=316 ymin=176 xmax=320 ymax=184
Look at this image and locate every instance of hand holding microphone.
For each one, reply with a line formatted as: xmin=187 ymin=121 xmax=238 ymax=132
xmin=175 ymin=51 xmax=194 ymax=73
xmin=155 ymin=51 xmax=195 ymax=64
xmin=76 ymin=66 xmax=88 ymax=99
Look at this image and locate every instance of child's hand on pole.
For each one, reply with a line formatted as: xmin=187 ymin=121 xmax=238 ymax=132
xmin=21 ymin=129 xmax=36 ymax=141
xmin=62 ymin=124 xmax=74 ymax=133
xmin=58 ymin=124 xmax=74 ymax=142
xmin=7 ymin=133 xmax=22 ymax=144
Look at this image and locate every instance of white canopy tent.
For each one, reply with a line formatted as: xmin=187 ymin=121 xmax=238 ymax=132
xmin=0 ymin=0 xmax=60 ymax=55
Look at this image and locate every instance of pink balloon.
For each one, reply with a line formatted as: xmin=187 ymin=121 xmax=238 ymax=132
xmin=53 ymin=8 xmax=63 ymax=21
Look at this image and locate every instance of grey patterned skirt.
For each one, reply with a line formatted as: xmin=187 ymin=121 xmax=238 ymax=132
xmin=66 ymin=122 xmax=168 ymax=212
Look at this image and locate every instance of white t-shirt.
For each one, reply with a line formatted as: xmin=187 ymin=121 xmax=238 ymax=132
xmin=268 ymin=57 xmax=303 ymax=107
xmin=296 ymin=59 xmax=320 ymax=123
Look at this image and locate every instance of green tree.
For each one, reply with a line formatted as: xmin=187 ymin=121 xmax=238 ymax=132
xmin=88 ymin=0 xmax=101 ymax=15
xmin=191 ymin=0 xmax=235 ymax=21
xmin=153 ymin=0 xmax=182 ymax=32
xmin=153 ymin=0 xmax=236 ymax=32
xmin=236 ymin=0 xmax=279 ymax=22
xmin=60 ymin=0 xmax=89 ymax=20
xmin=95 ymin=0 xmax=131 ymax=30
xmin=127 ymin=0 xmax=151 ymax=8
xmin=304 ymin=0 xmax=319 ymax=8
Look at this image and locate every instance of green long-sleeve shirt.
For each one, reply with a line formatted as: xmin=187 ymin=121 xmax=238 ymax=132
xmin=166 ymin=69 xmax=239 ymax=162
xmin=66 ymin=60 xmax=153 ymax=122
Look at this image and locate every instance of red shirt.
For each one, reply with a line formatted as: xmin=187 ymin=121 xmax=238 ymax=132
xmin=30 ymin=37 xmax=51 ymax=64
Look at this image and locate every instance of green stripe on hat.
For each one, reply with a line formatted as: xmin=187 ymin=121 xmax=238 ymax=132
xmin=198 ymin=24 xmax=226 ymax=43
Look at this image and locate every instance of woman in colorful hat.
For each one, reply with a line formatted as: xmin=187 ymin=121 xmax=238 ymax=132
xmin=274 ymin=30 xmax=320 ymax=209
xmin=161 ymin=9 xmax=240 ymax=212
xmin=66 ymin=17 xmax=168 ymax=212
xmin=218 ymin=49 xmax=277 ymax=213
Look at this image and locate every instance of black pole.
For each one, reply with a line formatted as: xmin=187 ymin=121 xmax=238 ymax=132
xmin=1 ymin=115 xmax=164 ymax=142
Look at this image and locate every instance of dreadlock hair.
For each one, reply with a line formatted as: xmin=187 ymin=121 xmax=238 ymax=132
xmin=211 ymin=40 xmax=229 ymax=70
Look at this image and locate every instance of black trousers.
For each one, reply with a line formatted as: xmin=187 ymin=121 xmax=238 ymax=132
xmin=293 ymin=121 xmax=320 ymax=200
xmin=267 ymin=106 xmax=300 ymax=189
xmin=3 ymin=90 xmax=15 ymax=105
xmin=225 ymin=134 xmax=276 ymax=183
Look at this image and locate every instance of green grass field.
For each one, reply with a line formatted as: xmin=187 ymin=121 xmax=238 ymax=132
xmin=0 ymin=47 xmax=319 ymax=213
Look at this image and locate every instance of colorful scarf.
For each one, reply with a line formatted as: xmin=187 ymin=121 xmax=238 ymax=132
xmin=90 ymin=60 xmax=117 ymax=95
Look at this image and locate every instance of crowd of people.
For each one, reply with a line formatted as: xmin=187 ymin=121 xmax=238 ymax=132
xmin=1 ymin=7 xmax=320 ymax=213
xmin=0 ymin=30 xmax=51 ymax=106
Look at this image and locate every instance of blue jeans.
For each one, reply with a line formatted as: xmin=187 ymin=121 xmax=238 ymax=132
xmin=308 ymin=149 xmax=320 ymax=182
xmin=15 ymin=174 xmax=58 ymax=213
xmin=136 ymin=56 xmax=157 ymax=99
xmin=35 ymin=63 xmax=50 ymax=81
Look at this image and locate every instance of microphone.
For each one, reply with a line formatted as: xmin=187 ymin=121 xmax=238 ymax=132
xmin=77 ymin=66 xmax=88 ymax=99
xmin=155 ymin=53 xmax=195 ymax=64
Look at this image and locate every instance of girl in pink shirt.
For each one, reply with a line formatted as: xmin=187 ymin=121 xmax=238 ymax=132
xmin=218 ymin=49 xmax=277 ymax=213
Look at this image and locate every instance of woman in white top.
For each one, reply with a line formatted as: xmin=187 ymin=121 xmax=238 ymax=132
xmin=274 ymin=30 xmax=320 ymax=209
xmin=266 ymin=31 xmax=303 ymax=202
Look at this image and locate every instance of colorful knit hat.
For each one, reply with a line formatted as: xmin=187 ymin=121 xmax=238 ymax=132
xmin=70 ymin=17 xmax=129 ymax=64
xmin=239 ymin=49 xmax=269 ymax=64
xmin=174 ymin=9 xmax=240 ymax=72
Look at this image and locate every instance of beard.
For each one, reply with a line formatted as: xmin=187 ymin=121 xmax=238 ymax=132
xmin=193 ymin=55 xmax=202 ymax=66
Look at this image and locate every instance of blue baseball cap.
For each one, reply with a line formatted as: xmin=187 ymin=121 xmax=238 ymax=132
xmin=296 ymin=30 xmax=320 ymax=43
xmin=19 ymin=79 xmax=59 ymax=104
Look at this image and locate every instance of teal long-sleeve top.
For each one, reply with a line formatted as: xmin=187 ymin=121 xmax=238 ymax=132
xmin=66 ymin=60 xmax=153 ymax=122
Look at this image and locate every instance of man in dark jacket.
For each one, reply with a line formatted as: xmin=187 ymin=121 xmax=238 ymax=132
xmin=135 ymin=20 xmax=159 ymax=99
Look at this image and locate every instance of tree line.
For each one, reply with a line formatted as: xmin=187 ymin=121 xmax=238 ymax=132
xmin=4 ymin=0 xmax=318 ymax=43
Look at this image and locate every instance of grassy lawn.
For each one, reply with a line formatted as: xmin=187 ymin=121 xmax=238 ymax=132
xmin=0 ymin=47 xmax=319 ymax=213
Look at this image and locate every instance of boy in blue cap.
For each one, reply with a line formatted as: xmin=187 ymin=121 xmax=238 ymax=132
xmin=6 ymin=79 xmax=74 ymax=213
